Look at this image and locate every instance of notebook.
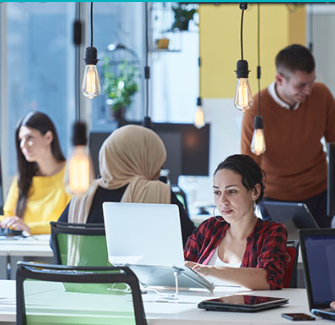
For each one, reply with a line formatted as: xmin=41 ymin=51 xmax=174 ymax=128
xmin=299 ymin=228 xmax=335 ymax=321
xmin=198 ymin=294 xmax=288 ymax=312
xmin=102 ymin=202 xmax=215 ymax=292
xmin=263 ymin=201 xmax=319 ymax=240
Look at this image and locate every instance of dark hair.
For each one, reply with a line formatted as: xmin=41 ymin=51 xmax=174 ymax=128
xmin=275 ymin=44 xmax=315 ymax=75
xmin=214 ymin=154 xmax=265 ymax=204
xmin=15 ymin=111 xmax=65 ymax=218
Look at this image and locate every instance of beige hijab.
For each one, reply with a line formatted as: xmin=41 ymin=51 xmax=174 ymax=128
xmin=68 ymin=125 xmax=171 ymax=223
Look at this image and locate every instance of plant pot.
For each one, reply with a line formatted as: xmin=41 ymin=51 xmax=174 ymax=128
xmin=156 ymin=38 xmax=170 ymax=49
xmin=180 ymin=20 xmax=189 ymax=31
xmin=112 ymin=107 xmax=126 ymax=121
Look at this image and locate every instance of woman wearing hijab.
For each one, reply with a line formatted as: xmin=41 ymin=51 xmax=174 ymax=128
xmin=58 ymin=124 xmax=195 ymax=245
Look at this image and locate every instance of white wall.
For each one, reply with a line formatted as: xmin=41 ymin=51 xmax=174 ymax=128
xmin=179 ymin=97 xmax=243 ymax=211
xmin=308 ymin=4 xmax=335 ymax=98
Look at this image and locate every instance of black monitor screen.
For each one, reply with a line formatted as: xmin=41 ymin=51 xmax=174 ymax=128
xmin=152 ymin=123 xmax=210 ymax=184
xmin=89 ymin=132 xmax=114 ymax=179
xmin=89 ymin=122 xmax=210 ymax=185
xmin=327 ymin=143 xmax=335 ymax=216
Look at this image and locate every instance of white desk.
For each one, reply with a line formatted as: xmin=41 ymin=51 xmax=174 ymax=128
xmin=0 ymin=235 xmax=53 ymax=279
xmin=0 ymin=280 xmax=332 ymax=325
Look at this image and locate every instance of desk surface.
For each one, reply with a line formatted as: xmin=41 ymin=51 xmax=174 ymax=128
xmin=0 ymin=235 xmax=52 ymax=257
xmin=0 ymin=280 xmax=332 ymax=325
xmin=0 ymin=235 xmax=53 ymax=280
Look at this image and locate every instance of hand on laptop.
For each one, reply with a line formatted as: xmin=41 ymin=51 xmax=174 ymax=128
xmin=331 ymin=301 xmax=335 ymax=310
xmin=185 ymin=261 xmax=211 ymax=276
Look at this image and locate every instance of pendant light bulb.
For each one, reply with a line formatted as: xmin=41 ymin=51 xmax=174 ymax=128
xmin=82 ymin=47 xmax=101 ymax=99
xmin=194 ymin=97 xmax=205 ymax=129
xmin=66 ymin=122 xmax=94 ymax=195
xmin=251 ymin=116 xmax=266 ymax=156
xmin=234 ymin=60 xmax=253 ymax=112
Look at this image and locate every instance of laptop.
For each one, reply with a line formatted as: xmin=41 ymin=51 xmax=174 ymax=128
xmin=299 ymin=228 xmax=335 ymax=321
xmin=198 ymin=294 xmax=289 ymax=312
xmin=102 ymin=202 xmax=214 ymax=292
xmin=263 ymin=201 xmax=319 ymax=240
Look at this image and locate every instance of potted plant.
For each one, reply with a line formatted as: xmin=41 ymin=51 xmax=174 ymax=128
xmin=171 ymin=3 xmax=197 ymax=31
xmin=102 ymin=57 xmax=139 ymax=120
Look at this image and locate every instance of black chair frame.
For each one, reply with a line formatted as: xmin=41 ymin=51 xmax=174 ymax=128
xmin=50 ymin=222 xmax=105 ymax=264
xmin=16 ymin=262 xmax=147 ymax=325
xmin=287 ymin=240 xmax=300 ymax=288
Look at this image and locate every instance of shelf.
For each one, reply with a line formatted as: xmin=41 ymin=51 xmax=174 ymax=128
xmin=149 ymin=48 xmax=181 ymax=53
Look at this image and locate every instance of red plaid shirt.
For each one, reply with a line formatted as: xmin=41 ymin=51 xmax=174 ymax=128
xmin=184 ymin=217 xmax=289 ymax=289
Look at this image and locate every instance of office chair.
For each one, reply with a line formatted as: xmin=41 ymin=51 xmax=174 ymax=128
xmin=283 ymin=240 xmax=300 ymax=288
xmin=171 ymin=185 xmax=189 ymax=216
xmin=50 ymin=222 xmax=110 ymax=267
xmin=16 ymin=262 xmax=147 ymax=325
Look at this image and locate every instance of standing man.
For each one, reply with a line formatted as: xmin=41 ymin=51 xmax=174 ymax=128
xmin=241 ymin=44 xmax=335 ymax=228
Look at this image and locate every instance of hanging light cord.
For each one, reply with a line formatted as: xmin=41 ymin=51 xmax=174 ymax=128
xmin=240 ymin=8 xmax=244 ymax=60
xmin=257 ymin=3 xmax=261 ymax=117
xmin=144 ymin=2 xmax=150 ymax=118
xmin=74 ymin=2 xmax=81 ymax=121
xmin=309 ymin=4 xmax=313 ymax=52
xmin=90 ymin=2 xmax=93 ymax=47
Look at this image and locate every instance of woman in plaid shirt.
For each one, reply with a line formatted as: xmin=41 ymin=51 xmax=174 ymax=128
xmin=184 ymin=154 xmax=289 ymax=290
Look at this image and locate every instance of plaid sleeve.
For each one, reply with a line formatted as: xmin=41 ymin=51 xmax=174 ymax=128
xmin=184 ymin=222 xmax=205 ymax=262
xmin=257 ymin=223 xmax=289 ymax=289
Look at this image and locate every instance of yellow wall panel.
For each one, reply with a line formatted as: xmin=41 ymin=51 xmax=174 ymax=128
xmin=200 ymin=4 xmax=306 ymax=99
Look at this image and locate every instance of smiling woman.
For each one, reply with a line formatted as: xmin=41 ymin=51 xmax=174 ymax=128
xmin=184 ymin=154 xmax=289 ymax=290
xmin=0 ymin=112 xmax=72 ymax=235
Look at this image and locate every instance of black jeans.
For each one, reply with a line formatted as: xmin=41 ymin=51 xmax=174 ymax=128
xmin=259 ymin=190 xmax=332 ymax=228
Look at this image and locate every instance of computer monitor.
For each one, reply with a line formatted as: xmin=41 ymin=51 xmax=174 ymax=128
xmin=152 ymin=123 xmax=210 ymax=184
xmin=327 ymin=143 xmax=335 ymax=216
xmin=88 ymin=122 xmax=210 ymax=185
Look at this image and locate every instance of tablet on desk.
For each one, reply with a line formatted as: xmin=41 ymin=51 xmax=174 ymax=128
xmin=198 ymin=295 xmax=289 ymax=312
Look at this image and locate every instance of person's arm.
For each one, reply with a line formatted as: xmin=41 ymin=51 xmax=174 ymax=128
xmin=2 ymin=178 xmax=18 ymax=217
xmin=57 ymin=202 xmax=70 ymax=223
xmin=170 ymin=191 xmax=195 ymax=246
xmin=331 ymin=301 xmax=335 ymax=309
xmin=256 ymin=223 xmax=288 ymax=289
xmin=324 ymin=84 xmax=335 ymax=142
xmin=0 ymin=179 xmax=30 ymax=232
xmin=186 ymin=261 xmax=269 ymax=290
xmin=183 ymin=219 xmax=208 ymax=262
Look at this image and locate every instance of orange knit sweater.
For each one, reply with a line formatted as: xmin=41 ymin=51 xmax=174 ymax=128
xmin=241 ymin=82 xmax=335 ymax=201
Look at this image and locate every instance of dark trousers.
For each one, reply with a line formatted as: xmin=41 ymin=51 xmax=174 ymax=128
xmin=259 ymin=190 xmax=332 ymax=228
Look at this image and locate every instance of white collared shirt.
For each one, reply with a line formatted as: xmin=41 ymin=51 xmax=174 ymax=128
xmin=267 ymin=82 xmax=300 ymax=110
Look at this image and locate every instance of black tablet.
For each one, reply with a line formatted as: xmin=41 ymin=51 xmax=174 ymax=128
xmin=198 ymin=295 xmax=289 ymax=312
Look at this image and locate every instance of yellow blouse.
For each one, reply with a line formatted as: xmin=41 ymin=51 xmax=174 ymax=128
xmin=3 ymin=167 xmax=71 ymax=235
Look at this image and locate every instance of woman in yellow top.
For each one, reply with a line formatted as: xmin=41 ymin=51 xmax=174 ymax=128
xmin=0 ymin=111 xmax=71 ymax=235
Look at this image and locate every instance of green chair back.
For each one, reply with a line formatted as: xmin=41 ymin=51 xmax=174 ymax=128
xmin=51 ymin=222 xmax=110 ymax=267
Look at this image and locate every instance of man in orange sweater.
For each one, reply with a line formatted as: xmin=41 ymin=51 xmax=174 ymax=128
xmin=241 ymin=44 xmax=335 ymax=228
